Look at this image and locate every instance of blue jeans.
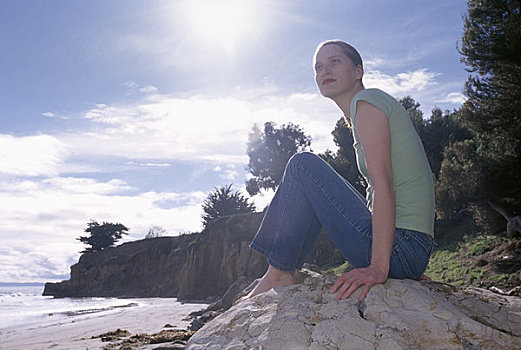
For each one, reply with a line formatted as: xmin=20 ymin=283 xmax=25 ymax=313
xmin=250 ymin=152 xmax=436 ymax=279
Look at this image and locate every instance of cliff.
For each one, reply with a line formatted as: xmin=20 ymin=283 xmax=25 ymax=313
xmin=187 ymin=273 xmax=521 ymax=350
xmin=44 ymin=212 xmax=266 ymax=300
xmin=43 ymin=212 xmax=343 ymax=300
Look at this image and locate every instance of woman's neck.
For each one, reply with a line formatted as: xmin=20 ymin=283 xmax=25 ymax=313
xmin=333 ymin=85 xmax=364 ymax=119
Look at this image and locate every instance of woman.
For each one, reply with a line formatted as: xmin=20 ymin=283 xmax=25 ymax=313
xmin=244 ymin=40 xmax=436 ymax=302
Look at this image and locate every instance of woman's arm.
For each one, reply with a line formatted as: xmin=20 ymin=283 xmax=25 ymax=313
xmin=329 ymin=100 xmax=395 ymax=301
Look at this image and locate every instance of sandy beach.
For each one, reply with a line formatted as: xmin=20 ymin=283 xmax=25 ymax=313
xmin=0 ymin=298 xmax=207 ymax=350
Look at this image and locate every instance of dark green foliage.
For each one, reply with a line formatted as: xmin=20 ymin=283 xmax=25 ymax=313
xmin=436 ymin=140 xmax=483 ymax=218
xmin=246 ymin=122 xmax=312 ymax=196
xmin=319 ymin=118 xmax=366 ymax=196
xmin=399 ymin=97 xmax=471 ymax=180
xmin=398 ymin=96 xmax=475 ymax=222
xmin=399 ymin=96 xmax=424 ymax=133
xmin=436 ymin=0 xmax=521 ymax=229
xmin=202 ymin=184 xmax=256 ymax=228
xmin=421 ymin=108 xmax=472 ymax=179
xmin=77 ymin=221 xmax=129 ymax=252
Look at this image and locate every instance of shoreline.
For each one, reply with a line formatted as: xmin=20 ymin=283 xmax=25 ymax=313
xmin=0 ymin=298 xmax=207 ymax=350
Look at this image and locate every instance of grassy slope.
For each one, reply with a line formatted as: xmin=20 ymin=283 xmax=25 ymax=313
xmin=425 ymin=233 xmax=520 ymax=291
xmin=322 ymin=218 xmax=520 ymax=292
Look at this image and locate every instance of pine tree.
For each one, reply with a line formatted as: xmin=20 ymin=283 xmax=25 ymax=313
xmin=201 ymin=184 xmax=255 ymax=228
xmin=437 ymin=0 xmax=521 ymax=228
xmin=77 ymin=221 xmax=129 ymax=252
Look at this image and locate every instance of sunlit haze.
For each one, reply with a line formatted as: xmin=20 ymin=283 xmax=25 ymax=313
xmin=181 ymin=0 xmax=265 ymax=56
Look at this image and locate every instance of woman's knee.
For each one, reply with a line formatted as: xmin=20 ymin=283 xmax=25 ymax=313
xmin=285 ymin=152 xmax=330 ymax=180
xmin=287 ymin=152 xmax=321 ymax=169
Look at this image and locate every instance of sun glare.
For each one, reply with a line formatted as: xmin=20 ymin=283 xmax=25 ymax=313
xmin=182 ymin=0 xmax=261 ymax=56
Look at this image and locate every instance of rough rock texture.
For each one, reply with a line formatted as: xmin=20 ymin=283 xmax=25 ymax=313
xmin=43 ymin=212 xmax=343 ymax=300
xmin=187 ymin=274 xmax=521 ymax=350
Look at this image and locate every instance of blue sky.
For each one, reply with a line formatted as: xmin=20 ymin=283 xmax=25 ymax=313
xmin=0 ymin=0 xmax=468 ymax=283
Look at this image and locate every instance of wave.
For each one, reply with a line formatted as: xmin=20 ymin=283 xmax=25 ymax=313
xmin=0 ymin=285 xmax=143 ymax=331
xmin=59 ymin=301 xmax=141 ymax=316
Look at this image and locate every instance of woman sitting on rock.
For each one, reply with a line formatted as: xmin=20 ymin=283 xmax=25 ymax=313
xmin=242 ymin=40 xmax=436 ymax=302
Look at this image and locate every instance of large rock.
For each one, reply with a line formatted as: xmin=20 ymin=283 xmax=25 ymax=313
xmin=187 ymin=274 xmax=521 ymax=349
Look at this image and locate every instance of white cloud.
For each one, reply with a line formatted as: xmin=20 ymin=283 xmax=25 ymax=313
xmin=438 ymin=92 xmax=466 ymax=104
xmin=123 ymin=80 xmax=138 ymax=88
xmin=360 ymin=64 xmax=465 ymax=115
xmin=364 ymin=68 xmax=439 ymax=95
xmin=250 ymin=188 xmax=275 ymax=212
xmin=62 ymin=78 xmax=462 ymax=171
xmin=140 ymin=85 xmax=159 ymax=93
xmin=0 ymin=176 xmax=206 ymax=282
xmin=0 ymin=134 xmax=67 ymax=176
xmin=143 ymin=163 xmax=171 ymax=167
xmin=213 ymin=164 xmax=239 ymax=182
xmin=61 ymin=90 xmax=341 ymax=166
xmin=42 ymin=112 xmax=56 ymax=117
xmin=364 ymin=58 xmax=387 ymax=69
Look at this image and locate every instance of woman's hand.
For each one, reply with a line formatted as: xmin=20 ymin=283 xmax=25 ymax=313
xmin=329 ymin=265 xmax=388 ymax=302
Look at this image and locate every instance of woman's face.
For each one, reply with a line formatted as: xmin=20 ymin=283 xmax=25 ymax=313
xmin=314 ymin=44 xmax=362 ymax=100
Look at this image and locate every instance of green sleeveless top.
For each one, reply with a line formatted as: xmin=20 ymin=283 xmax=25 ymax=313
xmin=349 ymin=88 xmax=435 ymax=237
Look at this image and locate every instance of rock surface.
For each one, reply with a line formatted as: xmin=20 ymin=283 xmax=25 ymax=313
xmin=187 ymin=274 xmax=521 ymax=350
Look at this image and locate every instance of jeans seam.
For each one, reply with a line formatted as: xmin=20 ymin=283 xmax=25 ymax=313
xmin=392 ymin=244 xmax=416 ymax=279
xmin=296 ymin=216 xmax=319 ymax=269
xmin=298 ymin=162 xmax=371 ymax=239
xmin=407 ymin=230 xmax=435 ymax=256
xmin=270 ymin=167 xmax=294 ymax=268
xmin=394 ymin=230 xmax=433 ymax=279
xmin=250 ymin=241 xmax=295 ymax=272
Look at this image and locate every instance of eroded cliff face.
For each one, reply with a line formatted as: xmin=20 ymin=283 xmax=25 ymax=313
xmin=44 ymin=211 xmax=344 ymax=300
xmin=43 ymin=212 xmax=267 ymax=300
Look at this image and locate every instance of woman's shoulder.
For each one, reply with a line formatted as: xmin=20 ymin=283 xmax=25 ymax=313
xmin=351 ymin=88 xmax=398 ymax=118
xmin=354 ymin=88 xmax=395 ymax=102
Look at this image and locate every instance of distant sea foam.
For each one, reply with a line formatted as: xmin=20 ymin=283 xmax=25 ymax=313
xmin=0 ymin=283 xmax=143 ymax=332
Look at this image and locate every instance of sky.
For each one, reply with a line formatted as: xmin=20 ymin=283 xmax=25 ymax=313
xmin=0 ymin=0 xmax=469 ymax=283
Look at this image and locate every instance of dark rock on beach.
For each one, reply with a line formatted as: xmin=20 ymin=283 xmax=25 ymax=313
xmin=95 ymin=328 xmax=195 ymax=349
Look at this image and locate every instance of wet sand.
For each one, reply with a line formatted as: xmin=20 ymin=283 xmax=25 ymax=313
xmin=0 ymin=298 xmax=207 ymax=350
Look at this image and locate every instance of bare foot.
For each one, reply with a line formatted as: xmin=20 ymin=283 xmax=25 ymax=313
xmin=235 ymin=265 xmax=296 ymax=304
xmin=419 ymin=274 xmax=432 ymax=281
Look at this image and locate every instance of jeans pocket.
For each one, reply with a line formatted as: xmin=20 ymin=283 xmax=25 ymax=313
xmin=391 ymin=229 xmax=432 ymax=279
xmin=409 ymin=230 xmax=437 ymax=257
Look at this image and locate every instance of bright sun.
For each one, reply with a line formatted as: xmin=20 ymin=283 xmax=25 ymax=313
xmin=182 ymin=0 xmax=261 ymax=56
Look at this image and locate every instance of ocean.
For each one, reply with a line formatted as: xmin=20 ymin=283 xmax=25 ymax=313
xmin=0 ymin=283 xmax=146 ymax=332
xmin=0 ymin=283 xmax=209 ymax=349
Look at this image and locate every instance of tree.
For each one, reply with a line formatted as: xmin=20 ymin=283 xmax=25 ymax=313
xmin=397 ymin=96 xmax=471 ymax=180
xmin=77 ymin=221 xmax=129 ymax=252
xmin=246 ymin=122 xmax=312 ymax=196
xmin=202 ymin=184 xmax=256 ymax=228
xmin=145 ymin=225 xmax=166 ymax=239
xmin=319 ymin=117 xmax=366 ymax=196
xmin=399 ymin=96 xmax=425 ymax=135
xmin=420 ymin=108 xmax=471 ymax=179
xmin=437 ymin=0 xmax=521 ymax=229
